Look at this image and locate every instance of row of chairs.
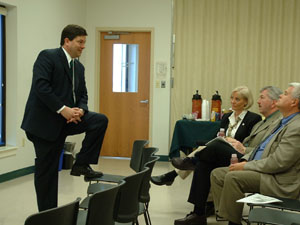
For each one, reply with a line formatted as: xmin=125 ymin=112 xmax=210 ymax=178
xmin=24 ymin=140 xmax=159 ymax=225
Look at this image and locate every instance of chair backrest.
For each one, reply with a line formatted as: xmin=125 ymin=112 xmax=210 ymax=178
xmin=139 ymin=156 xmax=160 ymax=203
xmin=24 ymin=198 xmax=80 ymax=225
xmin=139 ymin=147 xmax=159 ymax=172
xmin=113 ymin=167 xmax=149 ymax=223
xmin=85 ymin=181 xmax=125 ymax=225
xmin=129 ymin=140 xmax=149 ymax=172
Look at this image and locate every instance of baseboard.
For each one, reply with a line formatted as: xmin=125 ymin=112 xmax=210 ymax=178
xmin=0 ymin=166 xmax=35 ymax=183
xmin=156 ymin=155 xmax=169 ymax=162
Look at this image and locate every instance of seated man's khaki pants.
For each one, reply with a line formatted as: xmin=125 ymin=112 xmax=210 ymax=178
xmin=210 ymin=167 xmax=260 ymax=224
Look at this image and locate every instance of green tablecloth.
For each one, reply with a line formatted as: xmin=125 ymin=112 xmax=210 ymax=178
xmin=169 ymin=120 xmax=221 ymax=158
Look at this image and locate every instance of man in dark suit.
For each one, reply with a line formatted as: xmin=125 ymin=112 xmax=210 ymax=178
xmin=21 ymin=24 xmax=108 ymax=211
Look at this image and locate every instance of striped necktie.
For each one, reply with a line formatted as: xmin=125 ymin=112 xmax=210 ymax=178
xmin=70 ymin=60 xmax=76 ymax=103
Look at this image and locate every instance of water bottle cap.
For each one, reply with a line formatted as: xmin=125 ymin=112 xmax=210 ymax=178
xmin=231 ymin=154 xmax=237 ymax=157
xmin=220 ymin=128 xmax=225 ymax=132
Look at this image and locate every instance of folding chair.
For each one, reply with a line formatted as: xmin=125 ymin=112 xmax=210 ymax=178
xmin=24 ymin=198 xmax=80 ymax=225
xmin=77 ymin=181 xmax=125 ymax=225
xmin=80 ymin=168 xmax=149 ymax=225
xmin=247 ymin=197 xmax=300 ymax=225
xmin=138 ymin=156 xmax=160 ymax=225
xmin=85 ymin=140 xmax=149 ymax=184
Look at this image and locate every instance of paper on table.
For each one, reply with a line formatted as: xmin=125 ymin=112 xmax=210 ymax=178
xmin=237 ymin=193 xmax=283 ymax=204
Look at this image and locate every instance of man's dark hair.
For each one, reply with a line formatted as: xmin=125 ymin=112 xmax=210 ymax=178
xmin=60 ymin=24 xmax=88 ymax=46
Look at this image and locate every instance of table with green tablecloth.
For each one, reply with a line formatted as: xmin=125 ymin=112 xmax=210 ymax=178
xmin=168 ymin=120 xmax=221 ymax=158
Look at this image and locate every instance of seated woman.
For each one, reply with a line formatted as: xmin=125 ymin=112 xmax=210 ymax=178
xmin=151 ymin=86 xmax=262 ymax=186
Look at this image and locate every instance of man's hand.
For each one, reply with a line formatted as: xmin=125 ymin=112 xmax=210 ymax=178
xmin=73 ymin=107 xmax=84 ymax=117
xmin=229 ymin=161 xmax=247 ymax=171
xmin=67 ymin=107 xmax=84 ymax=124
xmin=60 ymin=107 xmax=84 ymax=124
xmin=226 ymin=137 xmax=246 ymax=154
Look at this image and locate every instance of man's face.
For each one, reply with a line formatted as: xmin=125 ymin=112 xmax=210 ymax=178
xmin=276 ymin=86 xmax=295 ymax=110
xmin=65 ymin=35 xmax=86 ymax=58
xmin=257 ymin=89 xmax=274 ymax=116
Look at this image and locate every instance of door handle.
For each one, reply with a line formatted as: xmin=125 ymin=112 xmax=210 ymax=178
xmin=140 ymin=100 xmax=149 ymax=104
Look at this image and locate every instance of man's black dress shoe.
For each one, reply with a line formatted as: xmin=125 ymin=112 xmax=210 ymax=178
xmin=174 ymin=212 xmax=207 ymax=225
xmin=151 ymin=174 xmax=175 ymax=186
xmin=70 ymin=164 xmax=103 ymax=178
xmin=171 ymin=157 xmax=196 ymax=170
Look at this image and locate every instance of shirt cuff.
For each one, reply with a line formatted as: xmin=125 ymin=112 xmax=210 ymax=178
xmin=57 ymin=105 xmax=66 ymax=114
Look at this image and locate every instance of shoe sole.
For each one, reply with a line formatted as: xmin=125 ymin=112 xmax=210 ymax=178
xmin=151 ymin=181 xmax=173 ymax=186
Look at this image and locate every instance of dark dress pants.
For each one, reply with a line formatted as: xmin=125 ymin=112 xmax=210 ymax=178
xmin=26 ymin=111 xmax=108 ymax=211
xmin=188 ymin=141 xmax=243 ymax=211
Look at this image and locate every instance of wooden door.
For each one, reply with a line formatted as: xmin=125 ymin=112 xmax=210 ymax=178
xmin=99 ymin=32 xmax=150 ymax=157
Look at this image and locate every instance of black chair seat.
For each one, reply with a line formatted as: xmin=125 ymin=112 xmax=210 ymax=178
xmin=248 ymin=208 xmax=300 ymax=225
xmin=85 ymin=140 xmax=149 ymax=184
xmin=248 ymin=196 xmax=300 ymax=212
xmin=87 ymin=182 xmax=118 ymax=196
xmin=85 ymin=174 xmax=125 ymax=183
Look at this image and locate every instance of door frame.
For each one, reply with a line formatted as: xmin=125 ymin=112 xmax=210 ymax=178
xmin=94 ymin=27 xmax=154 ymax=146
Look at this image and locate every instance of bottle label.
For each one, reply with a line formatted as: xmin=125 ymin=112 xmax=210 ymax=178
xmin=230 ymin=157 xmax=239 ymax=164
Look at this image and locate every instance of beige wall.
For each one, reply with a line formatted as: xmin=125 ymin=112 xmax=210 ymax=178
xmin=84 ymin=0 xmax=172 ymax=156
xmin=0 ymin=0 xmax=172 ymax=175
xmin=171 ymin=0 xmax=300 ymax=128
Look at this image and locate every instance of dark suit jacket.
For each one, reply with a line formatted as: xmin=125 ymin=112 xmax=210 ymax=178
xmin=21 ymin=48 xmax=88 ymax=141
xmin=220 ymin=111 xmax=262 ymax=143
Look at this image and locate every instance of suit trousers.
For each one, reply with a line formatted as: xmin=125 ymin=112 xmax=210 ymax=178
xmin=187 ymin=141 xmax=243 ymax=212
xmin=26 ymin=111 xmax=108 ymax=211
xmin=175 ymin=146 xmax=206 ymax=179
xmin=210 ymin=167 xmax=260 ymax=224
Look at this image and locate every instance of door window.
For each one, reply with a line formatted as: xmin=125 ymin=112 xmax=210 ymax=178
xmin=112 ymin=44 xmax=139 ymax=92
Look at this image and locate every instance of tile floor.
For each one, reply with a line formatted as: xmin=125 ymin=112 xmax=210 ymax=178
xmin=0 ymin=157 xmax=246 ymax=225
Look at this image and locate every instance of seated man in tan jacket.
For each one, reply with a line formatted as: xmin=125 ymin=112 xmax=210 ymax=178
xmin=210 ymin=83 xmax=300 ymax=225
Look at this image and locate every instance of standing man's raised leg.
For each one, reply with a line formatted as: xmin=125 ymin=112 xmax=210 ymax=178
xmin=66 ymin=111 xmax=108 ymax=177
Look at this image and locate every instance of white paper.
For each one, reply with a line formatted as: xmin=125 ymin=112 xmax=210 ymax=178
xmin=237 ymin=193 xmax=283 ymax=204
xmin=205 ymin=136 xmax=233 ymax=148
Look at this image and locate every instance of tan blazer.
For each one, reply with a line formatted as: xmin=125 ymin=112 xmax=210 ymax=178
xmin=243 ymin=111 xmax=282 ymax=154
xmin=244 ymin=113 xmax=300 ymax=199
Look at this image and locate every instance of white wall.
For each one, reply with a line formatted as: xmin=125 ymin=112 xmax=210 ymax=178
xmin=0 ymin=0 xmax=172 ymax=175
xmin=0 ymin=0 xmax=87 ymax=174
xmin=84 ymin=0 xmax=172 ymax=156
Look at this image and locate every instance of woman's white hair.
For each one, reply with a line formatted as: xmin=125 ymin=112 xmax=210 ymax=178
xmin=231 ymin=86 xmax=253 ymax=110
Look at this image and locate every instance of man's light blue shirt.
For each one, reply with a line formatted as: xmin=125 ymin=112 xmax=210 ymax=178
xmin=253 ymin=112 xmax=300 ymax=160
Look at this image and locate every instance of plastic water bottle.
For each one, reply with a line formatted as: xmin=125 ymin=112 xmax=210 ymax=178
xmin=218 ymin=128 xmax=225 ymax=137
xmin=230 ymin=153 xmax=238 ymax=164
